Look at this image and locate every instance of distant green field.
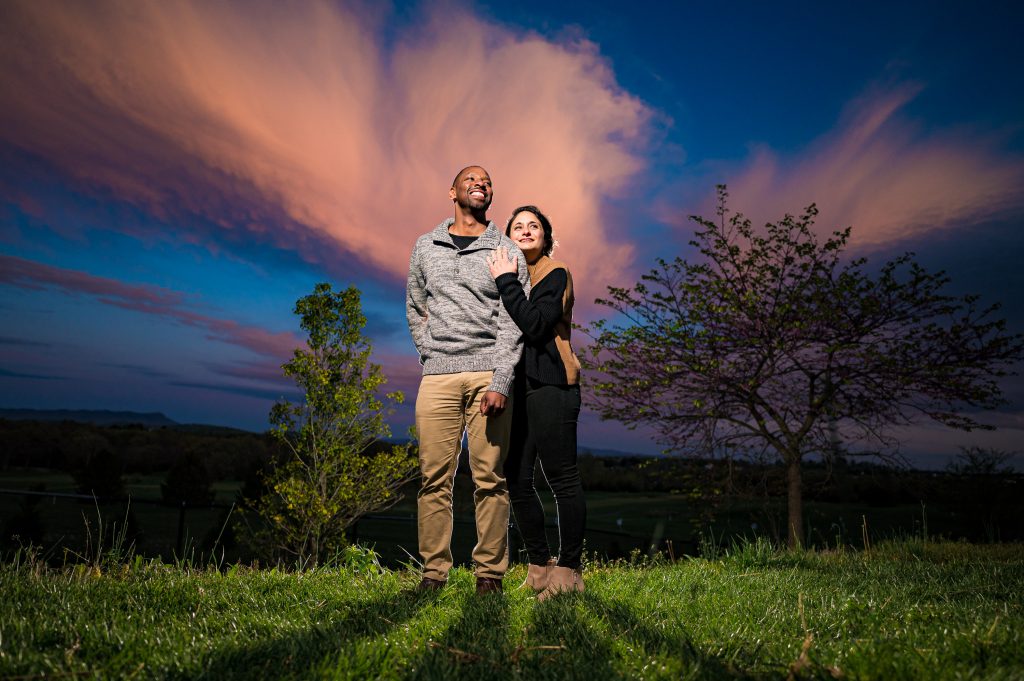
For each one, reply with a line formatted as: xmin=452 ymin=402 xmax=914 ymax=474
xmin=1 ymin=467 xmax=998 ymax=568
xmin=2 ymin=540 xmax=1022 ymax=679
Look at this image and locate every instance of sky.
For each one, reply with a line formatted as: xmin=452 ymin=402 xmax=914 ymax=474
xmin=1 ymin=0 xmax=1023 ymax=469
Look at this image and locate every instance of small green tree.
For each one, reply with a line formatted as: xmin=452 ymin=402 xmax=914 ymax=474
xmin=582 ymin=187 xmax=1024 ymax=548
xmin=254 ymin=282 xmax=417 ymax=565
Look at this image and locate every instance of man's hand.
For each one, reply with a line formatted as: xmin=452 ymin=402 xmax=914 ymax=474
xmin=479 ymin=390 xmax=507 ymax=416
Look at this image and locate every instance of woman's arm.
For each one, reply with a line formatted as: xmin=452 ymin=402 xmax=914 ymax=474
xmin=494 ymin=269 xmax=567 ymax=343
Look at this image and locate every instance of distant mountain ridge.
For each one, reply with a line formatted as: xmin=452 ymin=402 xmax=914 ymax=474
xmin=0 ymin=408 xmax=179 ymax=427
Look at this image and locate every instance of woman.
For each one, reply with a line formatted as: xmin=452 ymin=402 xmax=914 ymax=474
xmin=487 ymin=205 xmax=586 ymax=600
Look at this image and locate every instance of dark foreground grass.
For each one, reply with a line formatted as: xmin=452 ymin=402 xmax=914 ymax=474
xmin=1 ymin=540 xmax=1022 ymax=680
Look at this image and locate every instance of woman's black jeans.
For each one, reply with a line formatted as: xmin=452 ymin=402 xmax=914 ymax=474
xmin=505 ymin=377 xmax=586 ymax=570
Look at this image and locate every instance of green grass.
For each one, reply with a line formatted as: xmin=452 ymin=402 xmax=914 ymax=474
xmin=2 ymin=540 xmax=1022 ymax=680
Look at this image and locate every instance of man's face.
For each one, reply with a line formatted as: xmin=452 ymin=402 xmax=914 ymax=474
xmin=450 ymin=167 xmax=493 ymax=211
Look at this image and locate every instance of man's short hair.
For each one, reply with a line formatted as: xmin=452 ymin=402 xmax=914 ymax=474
xmin=452 ymin=165 xmax=488 ymax=188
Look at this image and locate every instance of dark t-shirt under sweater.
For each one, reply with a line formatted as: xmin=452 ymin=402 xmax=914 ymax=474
xmin=450 ymin=234 xmax=478 ymax=250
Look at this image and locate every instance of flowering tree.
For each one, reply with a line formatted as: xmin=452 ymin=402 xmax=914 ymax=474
xmin=582 ymin=187 xmax=1023 ymax=547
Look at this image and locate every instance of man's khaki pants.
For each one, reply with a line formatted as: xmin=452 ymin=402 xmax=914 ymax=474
xmin=416 ymin=371 xmax=512 ymax=581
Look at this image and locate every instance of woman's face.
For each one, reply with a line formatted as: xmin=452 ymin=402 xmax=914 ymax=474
xmin=508 ymin=211 xmax=545 ymax=259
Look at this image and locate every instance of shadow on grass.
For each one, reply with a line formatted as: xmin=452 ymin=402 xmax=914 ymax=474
xmin=186 ymin=582 xmax=772 ymax=679
xmin=407 ymin=589 xmax=631 ymax=680
xmin=403 ymin=589 xmax=755 ymax=680
xmin=401 ymin=588 xmax=514 ymax=680
xmin=182 ymin=584 xmax=441 ymax=680
xmin=580 ymin=591 xmax=763 ymax=679
xmin=397 ymin=587 xmax=618 ymax=680
xmin=514 ymin=594 xmax=622 ymax=680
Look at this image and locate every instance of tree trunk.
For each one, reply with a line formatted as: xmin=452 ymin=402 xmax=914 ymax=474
xmin=786 ymin=455 xmax=804 ymax=549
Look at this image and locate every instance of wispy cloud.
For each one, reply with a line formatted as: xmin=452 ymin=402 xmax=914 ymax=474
xmin=0 ymin=367 xmax=65 ymax=380
xmin=0 ymin=254 xmax=186 ymax=309
xmin=100 ymin=363 xmax=176 ymax=380
xmin=0 ymin=254 xmax=299 ymax=359
xmin=0 ymin=336 xmax=51 ymax=348
xmin=204 ymin=359 xmax=290 ymax=386
xmin=371 ymin=351 xmax=427 ymax=398
xmin=205 ymin=352 xmax=423 ymax=399
xmin=198 ymin=351 xmax=420 ymax=426
xmin=676 ymin=83 xmax=1024 ymax=246
xmin=0 ymin=0 xmax=655 ymax=301
xmin=168 ymin=380 xmax=302 ymax=403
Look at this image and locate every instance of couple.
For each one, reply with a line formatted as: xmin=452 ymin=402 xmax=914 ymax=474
xmin=405 ymin=164 xmax=586 ymax=599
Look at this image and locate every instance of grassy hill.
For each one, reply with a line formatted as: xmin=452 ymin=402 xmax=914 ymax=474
xmin=2 ymin=540 xmax=1021 ymax=680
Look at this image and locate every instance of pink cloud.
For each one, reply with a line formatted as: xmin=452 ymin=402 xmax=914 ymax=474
xmin=371 ymin=351 xmax=427 ymax=399
xmin=0 ymin=254 xmax=185 ymax=308
xmin=206 ymin=359 xmax=292 ymax=386
xmin=0 ymin=254 xmax=299 ymax=359
xmin=678 ymin=83 xmax=1024 ymax=247
xmin=0 ymin=1 xmax=654 ymax=306
xmin=205 ymin=347 xmax=421 ymax=400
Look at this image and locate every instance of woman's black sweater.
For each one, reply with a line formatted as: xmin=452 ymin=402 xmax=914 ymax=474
xmin=495 ymin=257 xmax=580 ymax=386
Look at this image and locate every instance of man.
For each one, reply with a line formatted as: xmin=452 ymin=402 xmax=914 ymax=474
xmin=406 ymin=165 xmax=529 ymax=594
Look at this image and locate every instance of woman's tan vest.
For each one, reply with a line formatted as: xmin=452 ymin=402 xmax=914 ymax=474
xmin=527 ymin=256 xmax=581 ymax=385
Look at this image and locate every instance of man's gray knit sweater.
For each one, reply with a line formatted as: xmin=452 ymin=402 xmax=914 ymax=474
xmin=406 ymin=218 xmax=530 ymax=396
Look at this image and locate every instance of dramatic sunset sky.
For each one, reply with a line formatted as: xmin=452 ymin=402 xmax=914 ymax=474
xmin=2 ymin=1 xmax=1022 ymax=467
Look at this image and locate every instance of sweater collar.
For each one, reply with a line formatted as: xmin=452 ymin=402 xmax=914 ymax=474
xmin=431 ymin=218 xmax=501 ymax=250
xmin=527 ymin=255 xmax=561 ymax=286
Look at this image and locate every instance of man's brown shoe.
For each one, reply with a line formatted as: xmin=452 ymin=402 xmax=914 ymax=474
xmin=416 ymin=577 xmax=446 ymax=592
xmin=475 ymin=576 xmax=504 ymax=595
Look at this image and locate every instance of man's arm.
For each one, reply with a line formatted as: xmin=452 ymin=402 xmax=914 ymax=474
xmin=405 ymin=240 xmax=429 ymax=362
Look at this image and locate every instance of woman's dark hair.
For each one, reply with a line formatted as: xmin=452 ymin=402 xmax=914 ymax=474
xmin=505 ymin=205 xmax=554 ymax=257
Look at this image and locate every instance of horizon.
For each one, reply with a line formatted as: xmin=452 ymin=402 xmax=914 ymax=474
xmin=2 ymin=407 xmax=1019 ymax=473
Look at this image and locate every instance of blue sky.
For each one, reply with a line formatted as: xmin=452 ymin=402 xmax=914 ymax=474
xmin=1 ymin=0 xmax=1022 ymax=467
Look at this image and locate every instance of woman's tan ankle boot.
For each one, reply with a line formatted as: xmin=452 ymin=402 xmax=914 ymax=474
xmin=521 ymin=559 xmax=555 ymax=592
xmin=537 ymin=566 xmax=584 ymax=602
